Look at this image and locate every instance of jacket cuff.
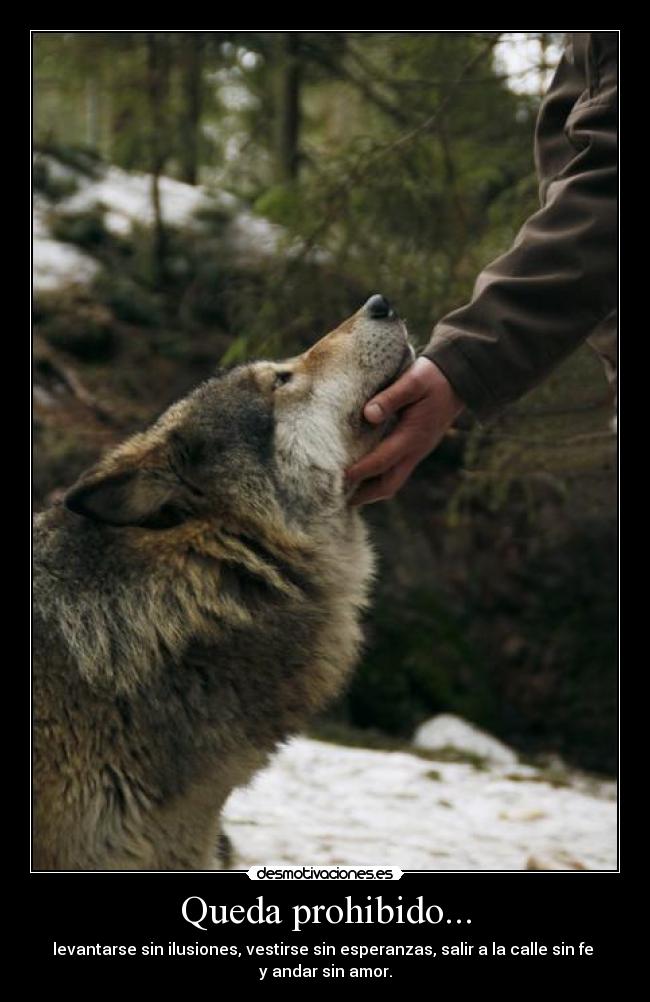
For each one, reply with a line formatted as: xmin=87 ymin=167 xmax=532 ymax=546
xmin=421 ymin=329 xmax=502 ymax=423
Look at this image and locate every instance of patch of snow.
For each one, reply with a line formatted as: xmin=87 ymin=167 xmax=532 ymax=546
xmin=413 ymin=713 xmax=518 ymax=767
xmin=32 ymin=198 xmax=49 ymax=240
xmin=58 ymin=163 xmax=217 ymax=236
xmin=33 ymin=238 xmax=99 ymax=293
xmin=223 ymin=736 xmax=616 ymax=871
xmin=39 ymin=155 xmax=80 ymax=187
xmin=34 ymin=195 xmax=100 ymax=291
xmin=33 ymin=153 xmax=309 ymax=293
xmin=226 ymin=210 xmax=286 ymax=259
xmin=228 ymin=211 xmax=331 ymax=266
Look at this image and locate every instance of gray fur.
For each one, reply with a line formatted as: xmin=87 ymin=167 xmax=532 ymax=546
xmin=33 ymin=303 xmax=412 ymax=870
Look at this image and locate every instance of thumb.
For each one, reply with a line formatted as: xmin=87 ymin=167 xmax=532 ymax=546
xmin=363 ymin=366 xmax=427 ymax=423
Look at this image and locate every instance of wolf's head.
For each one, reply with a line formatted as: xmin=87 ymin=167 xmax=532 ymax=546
xmin=64 ymin=296 xmax=413 ymax=530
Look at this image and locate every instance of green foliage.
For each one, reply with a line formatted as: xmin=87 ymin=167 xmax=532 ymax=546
xmin=49 ymin=206 xmax=108 ymax=249
xmin=34 ymin=32 xmax=541 ymax=347
xmin=33 ymin=157 xmax=79 ymax=201
xmin=37 ymin=292 xmax=116 ymax=361
xmin=35 ymin=140 xmax=103 ymax=179
xmin=93 ymin=273 xmax=164 ymax=327
xmin=34 ymin=33 xmax=223 ymax=174
xmin=253 ymin=184 xmax=306 ymax=229
xmin=504 ymin=522 xmax=617 ymax=772
xmin=345 ymin=589 xmax=497 ymax=738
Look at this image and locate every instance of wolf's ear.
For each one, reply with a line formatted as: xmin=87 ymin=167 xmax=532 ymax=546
xmin=64 ymin=468 xmax=191 ymax=529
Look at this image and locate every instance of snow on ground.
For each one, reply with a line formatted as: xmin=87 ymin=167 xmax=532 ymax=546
xmin=226 ymin=210 xmax=293 ymax=262
xmin=58 ymin=162 xmax=232 ymax=236
xmin=33 ymin=153 xmax=301 ymax=293
xmin=223 ymin=736 xmax=617 ymax=871
xmin=413 ymin=713 xmax=518 ymax=767
xmin=32 ymin=238 xmax=100 ymax=293
xmin=33 ymin=197 xmax=100 ymax=291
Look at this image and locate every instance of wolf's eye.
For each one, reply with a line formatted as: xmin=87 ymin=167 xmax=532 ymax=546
xmin=274 ymin=371 xmax=293 ymax=388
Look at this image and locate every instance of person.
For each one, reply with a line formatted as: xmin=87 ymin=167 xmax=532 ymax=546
xmin=347 ymin=32 xmax=618 ymax=506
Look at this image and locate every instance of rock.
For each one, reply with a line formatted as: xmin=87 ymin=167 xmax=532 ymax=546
xmin=526 ymin=853 xmax=587 ymax=871
xmin=499 ymin=809 xmax=546 ymax=822
xmin=412 ymin=714 xmax=518 ymax=767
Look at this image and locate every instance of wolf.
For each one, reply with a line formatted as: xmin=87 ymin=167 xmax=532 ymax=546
xmin=33 ymin=294 xmax=413 ymax=870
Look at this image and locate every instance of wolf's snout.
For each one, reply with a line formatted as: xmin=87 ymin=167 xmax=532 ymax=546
xmin=363 ymin=294 xmax=395 ymax=319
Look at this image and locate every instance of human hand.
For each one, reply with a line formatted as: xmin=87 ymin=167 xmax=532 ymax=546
xmin=346 ymin=357 xmax=464 ymax=505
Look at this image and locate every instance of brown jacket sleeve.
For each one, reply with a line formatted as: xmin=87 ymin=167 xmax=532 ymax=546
xmin=422 ymin=32 xmax=618 ymax=421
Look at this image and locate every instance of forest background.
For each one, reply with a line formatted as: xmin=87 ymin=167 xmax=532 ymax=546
xmin=33 ymin=31 xmax=617 ymax=774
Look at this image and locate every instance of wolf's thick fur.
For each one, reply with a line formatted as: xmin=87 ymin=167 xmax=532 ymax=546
xmin=33 ymin=300 xmax=412 ymax=870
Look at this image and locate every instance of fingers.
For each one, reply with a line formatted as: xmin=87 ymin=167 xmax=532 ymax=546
xmin=349 ymin=458 xmax=417 ymax=507
xmin=363 ymin=364 xmax=430 ymax=424
xmin=346 ymin=357 xmax=461 ymax=505
xmin=346 ymin=425 xmax=414 ymax=484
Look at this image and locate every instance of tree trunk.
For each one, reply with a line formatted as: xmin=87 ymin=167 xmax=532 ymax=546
xmin=274 ymin=33 xmax=302 ymax=183
xmin=146 ymin=33 xmax=170 ymax=286
xmin=538 ymin=33 xmax=552 ymax=100
xmin=85 ymin=78 xmax=100 ymax=150
xmin=179 ymin=33 xmax=205 ymax=185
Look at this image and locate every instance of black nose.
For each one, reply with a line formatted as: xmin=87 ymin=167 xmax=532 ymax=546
xmin=364 ymin=294 xmax=394 ymax=319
